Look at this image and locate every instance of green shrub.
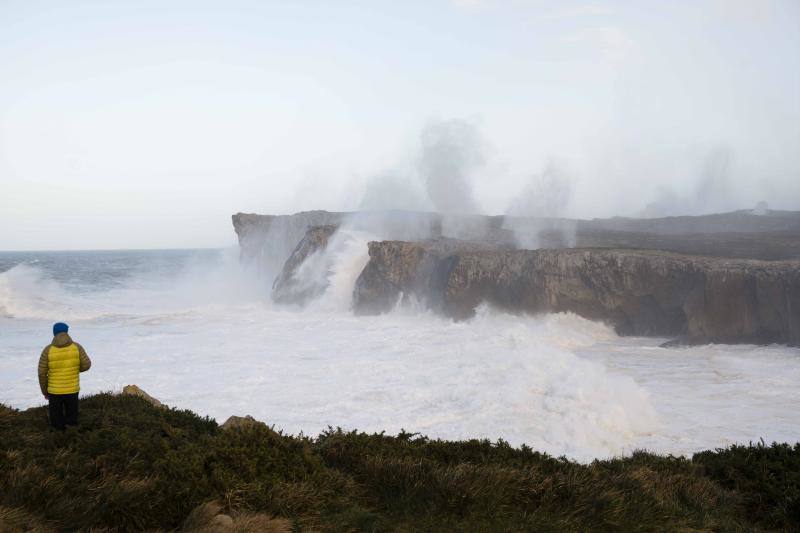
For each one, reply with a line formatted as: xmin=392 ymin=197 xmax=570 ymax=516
xmin=1 ymin=396 xmax=797 ymax=532
xmin=694 ymin=441 xmax=800 ymax=529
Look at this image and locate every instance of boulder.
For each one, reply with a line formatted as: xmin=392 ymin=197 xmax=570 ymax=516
xmin=209 ymin=514 xmax=234 ymax=530
xmin=121 ymin=385 xmax=163 ymax=407
xmin=220 ymin=415 xmax=265 ymax=431
xmin=182 ymin=501 xmax=291 ymax=532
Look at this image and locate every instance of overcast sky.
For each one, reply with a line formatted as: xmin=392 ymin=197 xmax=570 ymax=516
xmin=1 ymin=0 xmax=798 ymax=250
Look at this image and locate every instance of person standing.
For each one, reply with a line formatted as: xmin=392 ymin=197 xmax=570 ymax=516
xmin=38 ymin=322 xmax=92 ymax=430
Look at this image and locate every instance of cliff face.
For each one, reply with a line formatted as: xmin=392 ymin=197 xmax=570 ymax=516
xmin=272 ymin=224 xmax=339 ymax=305
xmin=232 ymin=211 xmax=346 ymax=276
xmin=234 ymin=209 xmax=800 ymax=345
xmin=353 ymin=240 xmax=800 ymax=345
xmin=234 ymin=210 xmax=800 ymax=271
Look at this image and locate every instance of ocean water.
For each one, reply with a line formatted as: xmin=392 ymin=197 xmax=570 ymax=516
xmin=1 ymin=244 xmax=799 ymax=462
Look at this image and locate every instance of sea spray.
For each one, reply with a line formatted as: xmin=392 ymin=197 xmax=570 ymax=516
xmin=503 ymin=160 xmax=577 ymax=250
xmin=308 ymin=230 xmax=374 ymax=312
xmin=0 ymin=263 xmax=93 ymax=320
xmin=1 ymin=249 xmax=799 ymax=460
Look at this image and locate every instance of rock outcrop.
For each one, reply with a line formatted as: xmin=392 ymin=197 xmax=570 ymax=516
xmin=181 ymin=501 xmax=291 ymax=532
xmin=121 ymin=385 xmax=163 ymax=407
xmin=272 ymin=224 xmax=339 ymax=305
xmin=234 ymin=210 xmax=800 ymax=277
xmin=220 ymin=415 xmax=266 ymax=431
xmin=353 ymin=240 xmax=800 ymax=345
xmin=232 ymin=210 xmax=346 ymax=276
xmin=235 ymin=209 xmax=800 ymax=345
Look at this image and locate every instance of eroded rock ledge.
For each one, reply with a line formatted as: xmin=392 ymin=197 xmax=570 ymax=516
xmin=354 ymin=240 xmax=800 ymax=346
xmin=272 ymin=224 xmax=339 ymax=305
xmin=233 ymin=209 xmax=800 ymax=269
xmin=234 ymin=209 xmax=800 ymax=346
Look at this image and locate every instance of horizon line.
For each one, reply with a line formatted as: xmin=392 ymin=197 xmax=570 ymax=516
xmin=0 ymin=245 xmax=232 ymax=254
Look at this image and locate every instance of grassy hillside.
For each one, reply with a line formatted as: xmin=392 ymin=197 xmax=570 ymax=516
xmin=1 ymin=394 xmax=798 ymax=532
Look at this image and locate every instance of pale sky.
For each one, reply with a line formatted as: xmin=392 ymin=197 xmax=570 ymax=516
xmin=1 ymin=0 xmax=798 ymax=250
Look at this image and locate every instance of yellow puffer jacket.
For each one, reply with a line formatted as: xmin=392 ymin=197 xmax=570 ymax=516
xmin=38 ymin=332 xmax=92 ymax=395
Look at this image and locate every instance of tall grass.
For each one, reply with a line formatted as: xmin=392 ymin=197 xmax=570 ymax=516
xmin=0 ymin=394 xmax=797 ymax=531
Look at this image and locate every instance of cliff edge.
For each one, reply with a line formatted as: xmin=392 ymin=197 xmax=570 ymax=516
xmin=234 ymin=209 xmax=800 ymax=346
xmin=354 ymin=240 xmax=800 ymax=345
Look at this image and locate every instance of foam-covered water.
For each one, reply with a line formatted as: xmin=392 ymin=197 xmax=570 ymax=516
xmin=1 ymin=246 xmax=798 ymax=462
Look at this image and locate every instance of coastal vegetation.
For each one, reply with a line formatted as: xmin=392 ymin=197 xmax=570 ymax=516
xmin=1 ymin=393 xmax=797 ymax=532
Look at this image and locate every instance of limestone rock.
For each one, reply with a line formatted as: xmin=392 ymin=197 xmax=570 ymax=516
xmin=220 ymin=415 xmax=265 ymax=431
xmin=354 ymin=241 xmax=800 ymax=346
xmin=121 ymin=385 xmax=163 ymax=407
xmin=235 ymin=208 xmax=800 ymax=345
xmin=233 ymin=209 xmax=800 ymax=275
xmin=272 ymin=224 xmax=339 ymax=305
xmin=232 ymin=210 xmax=346 ymax=276
xmin=209 ymin=514 xmax=234 ymax=530
xmin=182 ymin=501 xmax=291 ymax=533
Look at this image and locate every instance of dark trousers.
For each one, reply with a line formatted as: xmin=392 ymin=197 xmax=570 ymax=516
xmin=48 ymin=393 xmax=79 ymax=430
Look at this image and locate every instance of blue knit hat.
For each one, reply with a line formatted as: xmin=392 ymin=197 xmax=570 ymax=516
xmin=52 ymin=322 xmax=69 ymax=336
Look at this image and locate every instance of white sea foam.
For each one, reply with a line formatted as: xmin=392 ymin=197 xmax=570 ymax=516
xmin=0 ymin=264 xmax=96 ymax=320
xmin=306 ymin=229 xmax=374 ymax=312
xmin=1 ymin=248 xmax=798 ymax=462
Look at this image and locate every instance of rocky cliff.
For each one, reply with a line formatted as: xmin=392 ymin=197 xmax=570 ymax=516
xmin=234 ymin=209 xmax=800 ymax=345
xmin=232 ymin=210 xmax=346 ymax=276
xmin=353 ymin=240 xmax=800 ymax=345
xmin=233 ymin=210 xmax=800 ymax=276
xmin=272 ymin=224 xmax=339 ymax=305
